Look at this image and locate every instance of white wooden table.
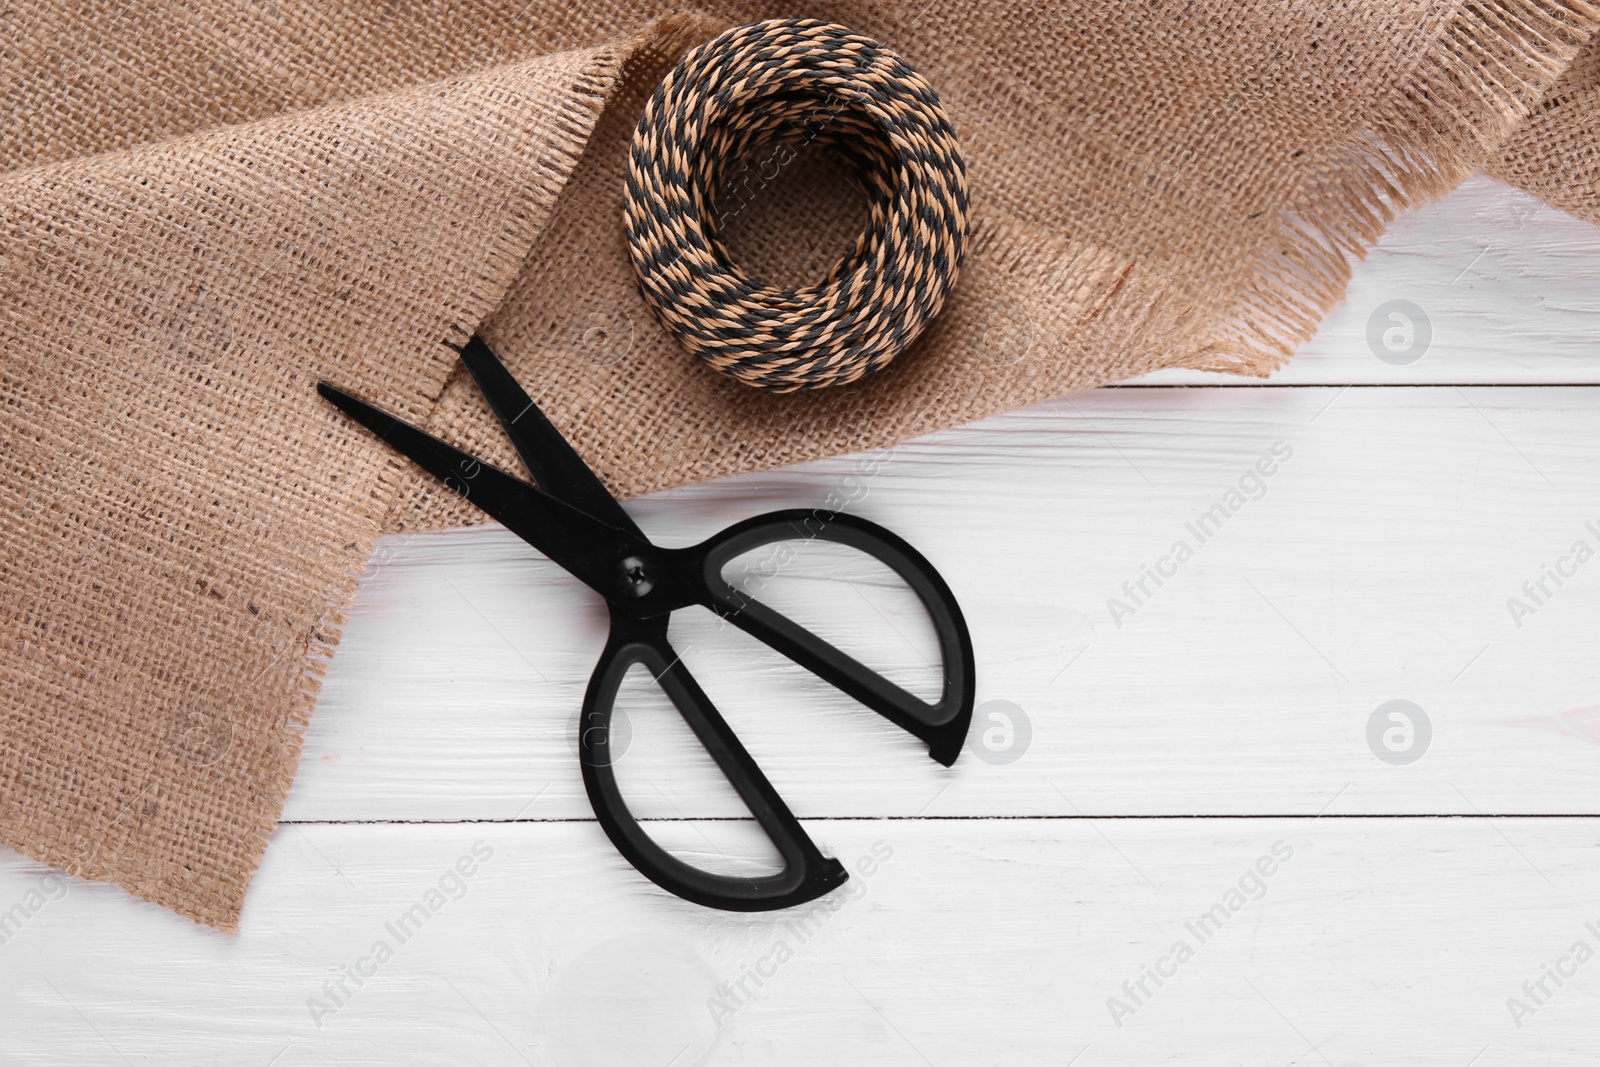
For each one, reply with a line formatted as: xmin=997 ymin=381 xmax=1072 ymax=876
xmin=4 ymin=176 xmax=1600 ymax=1064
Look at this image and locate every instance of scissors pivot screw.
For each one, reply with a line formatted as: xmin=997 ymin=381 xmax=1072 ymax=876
xmin=614 ymin=555 xmax=655 ymax=598
xmin=319 ymin=336 xmax=976 ymax=911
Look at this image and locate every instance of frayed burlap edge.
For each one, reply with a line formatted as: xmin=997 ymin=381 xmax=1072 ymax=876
xmin=231 ymin=15 xmax=726 ymax=932
xmin=0 ymin=20 xmax=717 ymax=932
xmin=1184 ymin=0 xmax=1600 ymax=374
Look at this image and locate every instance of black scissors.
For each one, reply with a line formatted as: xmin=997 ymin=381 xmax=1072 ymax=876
xmin=318 ymin=337 xmax=975 ymax=911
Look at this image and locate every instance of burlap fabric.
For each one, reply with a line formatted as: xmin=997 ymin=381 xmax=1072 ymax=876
xmin=3 ymin=2 xmax=1597 ymax=930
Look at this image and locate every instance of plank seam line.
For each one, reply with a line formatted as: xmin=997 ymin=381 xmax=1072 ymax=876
xmin=276 ymin=813 xmax=1600 ymax=826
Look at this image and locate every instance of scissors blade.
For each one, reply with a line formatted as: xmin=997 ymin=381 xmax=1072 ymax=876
xmin=317 ymin=381 xmax=642 ymax=598
xmin=455 ymin=336 xmax=644 ymax=539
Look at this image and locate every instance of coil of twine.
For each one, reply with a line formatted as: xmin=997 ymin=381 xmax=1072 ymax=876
xmin=624 ymin=19 xmax=970 ymax=392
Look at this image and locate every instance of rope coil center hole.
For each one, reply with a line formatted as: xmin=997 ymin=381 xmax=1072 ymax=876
xmin=625 ymin=18 xmax=969 ymax=392
xmin=709 ymin=128 xmax=879 ymax=295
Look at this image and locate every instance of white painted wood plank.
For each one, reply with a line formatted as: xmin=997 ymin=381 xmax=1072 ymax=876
xmin=9 ymin=168 xmax=1600 ymax=1065
xmin=293 ymin=386 xmax=1600 ymax=821
xmin=1136 ymin=176 xmax=1600 ymax=385
xmin=3 ymin=818 xmax=1599 ymax=1065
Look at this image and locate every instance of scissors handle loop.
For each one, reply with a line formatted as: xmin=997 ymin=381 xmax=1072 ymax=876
xmin=579 ymin=614 xmax=849 ymax=911
xmin=695 ymin=509 xmax=975 ymax=766
xmin=576 ymin=509 xmax=974 ymax=910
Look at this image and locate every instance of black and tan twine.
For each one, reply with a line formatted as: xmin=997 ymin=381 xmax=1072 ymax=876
xmin=624 ymin=19 xmax=970 ymax=392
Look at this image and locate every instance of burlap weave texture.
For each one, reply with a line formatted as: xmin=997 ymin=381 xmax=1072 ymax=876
xmin=3 ymin=2 xmax=1597 ymax=928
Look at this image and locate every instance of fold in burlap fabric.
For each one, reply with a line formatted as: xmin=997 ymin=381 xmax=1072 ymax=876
xmin=4 ymin=2 xmax=1598 ymax=929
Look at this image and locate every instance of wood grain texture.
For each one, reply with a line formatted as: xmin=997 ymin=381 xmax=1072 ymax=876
xmin=1140 ymin=176 xmax=1600 ymax=384
xmin=292 ymin=384 xmax=1600 ymax=820
xmin=8 ymin=176 xmax=1600 ymax=1062
xmin=4 ymin=820 xmax=1600 ymax=1065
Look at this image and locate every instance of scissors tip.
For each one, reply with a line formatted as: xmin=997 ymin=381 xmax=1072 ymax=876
xmin=317 ymin=381 xmax=384 ymax=427
xmin=317 ymin=380 xmax=364 ymax=407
